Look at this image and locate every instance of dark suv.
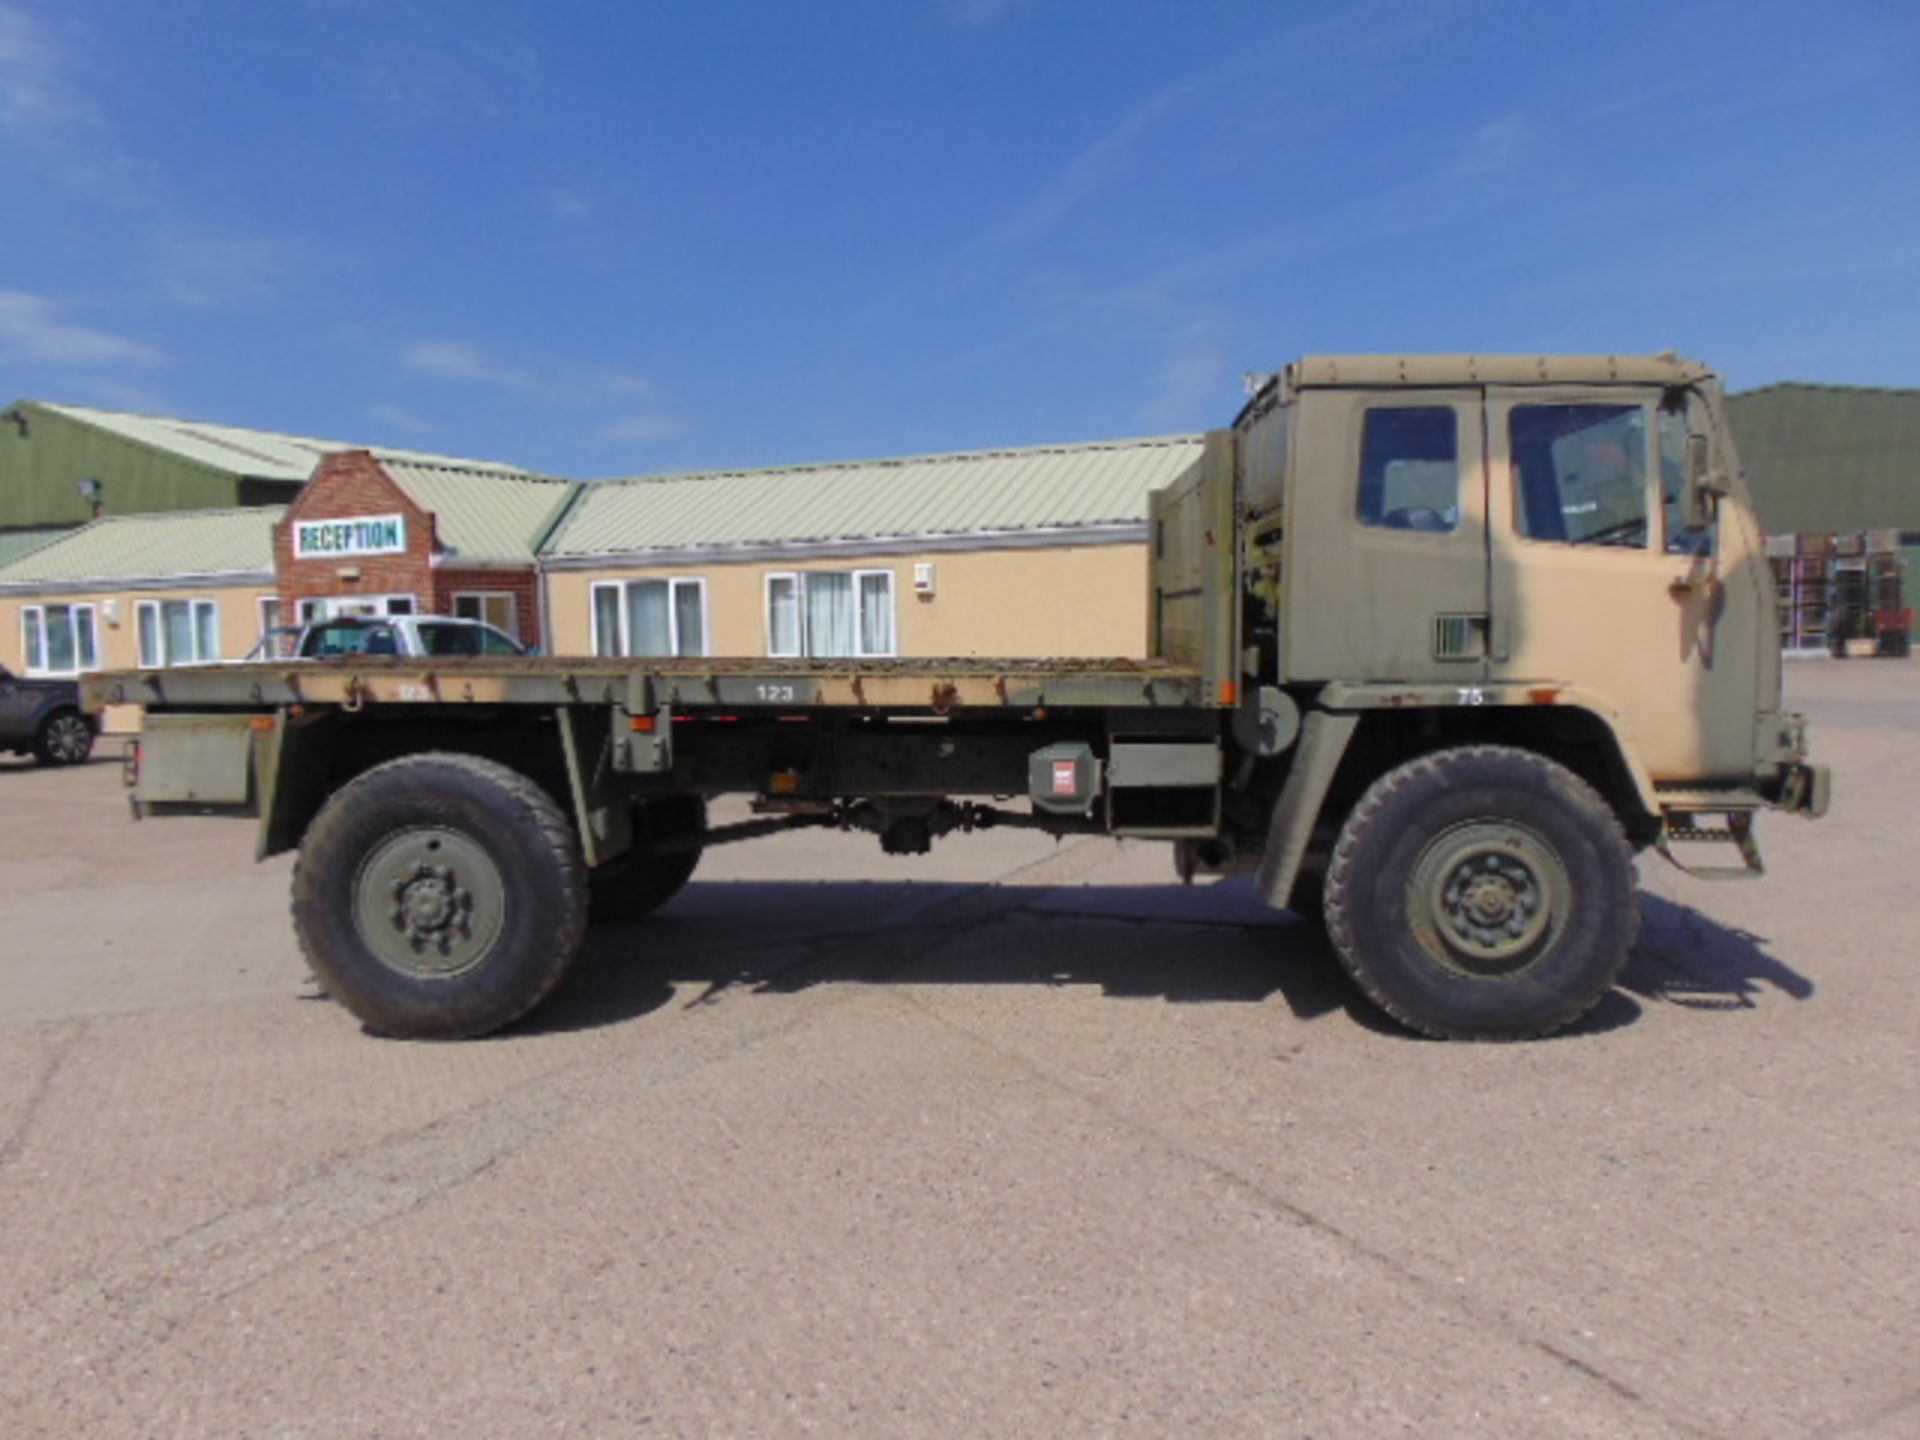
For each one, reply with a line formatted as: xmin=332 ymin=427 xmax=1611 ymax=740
xmin=0 ymin=663 xmax=96 ymax=765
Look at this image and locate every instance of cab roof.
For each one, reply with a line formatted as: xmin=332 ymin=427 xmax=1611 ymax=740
xmin=1280 ymin=353 xmax=1716 ymax=394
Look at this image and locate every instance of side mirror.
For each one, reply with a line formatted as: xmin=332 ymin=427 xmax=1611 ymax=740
xmin=1684 ymin=433 xmax=1722 ymax=532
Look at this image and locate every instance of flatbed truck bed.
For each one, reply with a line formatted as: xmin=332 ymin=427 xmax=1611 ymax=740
xmin=96 ymin=654 xmax=1216 ymax=714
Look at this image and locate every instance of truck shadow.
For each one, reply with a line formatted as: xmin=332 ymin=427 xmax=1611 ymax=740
xmin=530 ymin=877 xmax=1370 ymax=1037
xmin=1617 ymin=892 xmax=1815 ymax=1012
xmin=519 ymin=881 xmax=1811 ymax=1041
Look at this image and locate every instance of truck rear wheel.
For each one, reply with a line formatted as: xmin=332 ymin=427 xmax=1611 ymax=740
xmin=1322 ymin=745 xmax=1635 ymax=1040
xmin=589 ymin=794 xmax=707 ymax=924
xmin=291 ymin=753 xmax=587 ymax=1038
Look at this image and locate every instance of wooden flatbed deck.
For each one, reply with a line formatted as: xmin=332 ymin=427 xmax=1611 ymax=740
xmin=86 ymin=655 xmax=1217 ymax=715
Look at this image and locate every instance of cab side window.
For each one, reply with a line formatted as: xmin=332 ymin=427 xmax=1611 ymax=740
xmin=1510 ymin=404 xmax=1650 ymax=548
xmin=1358 ymin=407 xmax=1459 ymax=533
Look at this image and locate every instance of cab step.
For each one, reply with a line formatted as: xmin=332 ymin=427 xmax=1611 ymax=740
xmin=1655 ymin=807 xmax=1764 ymax=880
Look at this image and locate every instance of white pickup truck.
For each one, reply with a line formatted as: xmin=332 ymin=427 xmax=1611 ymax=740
xmin=248 ymin=615 xmax=530 ymax=662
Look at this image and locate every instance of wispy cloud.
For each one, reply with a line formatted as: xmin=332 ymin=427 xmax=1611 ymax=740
xmin=0 ymin=2 xmax=154 ymax=198
xmin=600 ymin=414 xmax=682 ymax=444
xmin=945 ymin=0 xmax=1026 ymax=26
xmin=402 ymin=339 xmax=540 ymax=391
xmin=1056 ymin=281 xmax=1235 ymax=428
xmin=369 ymin=401 xmax=437 ymax=437
xmin=0 ymin=290 xmax=160 ymax=366
xmin=145 ymin=228 xmax=290 ymax=306
xmin=0 ymin=2 xmax=93 ymax=143
xmin=545 ymin=188 xmax=595 ymax=223
xmin=989 ymin=83 xmax=1192 ymax=248
xmin=399 ymin=337 xmax=680 ymax=444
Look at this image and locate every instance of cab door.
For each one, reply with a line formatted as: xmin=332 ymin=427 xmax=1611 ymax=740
xmin=1484 ymin=386 xmax=1760 ymax=782
xmin=1284 ymin=387 xmax=1491 ymax=683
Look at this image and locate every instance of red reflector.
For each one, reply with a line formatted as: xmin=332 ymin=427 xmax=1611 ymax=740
xmin=630 ymin=715 xmax=656 ymax=733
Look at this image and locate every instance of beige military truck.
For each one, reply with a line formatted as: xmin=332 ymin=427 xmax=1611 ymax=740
xmin=91 ymin=354 xmax=1827 ymax=1043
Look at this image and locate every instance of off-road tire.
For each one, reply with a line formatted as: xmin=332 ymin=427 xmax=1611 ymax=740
xmin=292 ymin=752 xmax=587 ymax=1039
xmin=33 ymin=709 xmax=94 ymax=766
xmin=1323 ymin=745 xmax=1636 ymax=1040
xmin=589 ymin=794 xmax=706 ymax=924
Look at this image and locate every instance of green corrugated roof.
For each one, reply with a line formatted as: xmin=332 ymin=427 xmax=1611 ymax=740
xmin=1730 ymin=384 xmax=1920 ymax=534
xmin=0 ymin=507 xmax=280 ymax=585
xmin=384 ymin=463 xmax=576 ymax=564
xmin=34 ymin=402 xmax=533 ymax=483
xmin=0 ymin=527 xmax=71 ymax=568
xmin=548 ymin=435 xmax=1204 ymax=557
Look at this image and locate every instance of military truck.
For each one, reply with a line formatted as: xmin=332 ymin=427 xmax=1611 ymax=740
xmin=88 ymin=354 xmax=1828 ymax=1042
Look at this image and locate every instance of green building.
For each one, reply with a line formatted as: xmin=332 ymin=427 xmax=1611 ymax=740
xmin=1730 ymin=383 xmax=1920 ymax=633
xmin=0 ymin=400 xmax=523 ymax=534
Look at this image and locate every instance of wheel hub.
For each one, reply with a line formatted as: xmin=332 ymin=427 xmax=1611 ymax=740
xmin=354 ymin=829 xmax=505 ymax=978
xmin=1409 ymin=822 xmax=1570 ymax=976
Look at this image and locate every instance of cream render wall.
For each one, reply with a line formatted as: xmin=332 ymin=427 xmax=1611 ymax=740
xmin=1 ymin=583 xmax=274 ymax=674
xmin=544 ymin=542 xmax=1151 ymax=660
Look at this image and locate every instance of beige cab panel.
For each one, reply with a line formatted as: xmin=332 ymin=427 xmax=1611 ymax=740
xmin=1483 ymin=385 xmax=1767 ymax=783
xmin=1285 ymin=387 xmax=1489 ymax=684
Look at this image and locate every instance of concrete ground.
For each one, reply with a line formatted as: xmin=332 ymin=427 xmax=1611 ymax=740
xmin=0 ymin=662 xmax=1914 ymax=1439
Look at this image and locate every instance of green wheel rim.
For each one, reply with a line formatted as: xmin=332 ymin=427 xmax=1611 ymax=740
xmin=353 ymin=826 xmax=508 ymax=979
xmin=1406 ymin=819 xmax=1571 ymax=977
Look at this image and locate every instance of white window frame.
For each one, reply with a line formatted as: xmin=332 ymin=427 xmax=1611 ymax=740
xmin=764 ymin=568 xmax=897 ymax=659
xmin=589 ymin=578 xmax=709 ymax=658
xmin=257 ymin=595 xmax=282 ymax=640
xmin=21 ymin=603 xmax=100 ymax=676
xmin=452 ymin=591 xmax=519 ymax=635
xmin=135 ymin=597 xmax=222 ymax=668
xmin=853 ymin=568 xmax=896 ymax=658
xmin=765 ymin=572 xmax=803 ymax=658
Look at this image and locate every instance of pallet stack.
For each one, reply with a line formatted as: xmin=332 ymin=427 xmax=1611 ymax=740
xmin=1767 ymin=534 xmax=1834 ymax=655
xmin=1767 ymin=531 xmax=1911 ymax=657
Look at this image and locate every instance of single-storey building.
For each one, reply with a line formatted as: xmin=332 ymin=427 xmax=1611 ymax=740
xmin=540 ymin=435 xmax=1202 ymax=661
xmin=0 ymin=507 xmax=281 ymax=675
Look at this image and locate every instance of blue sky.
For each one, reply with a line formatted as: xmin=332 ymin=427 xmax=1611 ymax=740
xmin=1 ymin=0 xmax=1915 ymax=478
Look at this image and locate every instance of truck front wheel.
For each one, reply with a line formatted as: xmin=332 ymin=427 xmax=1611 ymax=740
xmin=292 ymin=753 xmax=587 ymax=1038
xmin=1323 ymin=746 xmax=1635 ymax=1040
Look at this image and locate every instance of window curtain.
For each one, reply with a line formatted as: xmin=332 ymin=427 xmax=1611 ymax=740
xmin=767 ymin=577 xmax=800 ymax=655
xmin=804 ymin=573 xmax=855 ymax=657
xmin=163 ymin=600 xmax=194 ymax=665
xmin=858 ymin=573 xmax=893 ymax=656
xmin=592 ymin=586 xmax=622 ymax=656
xmin=672 ymin=582 xmax=705 ymax=657
xmin=138 ymin=604 xmax=162 ymax=667
xmin=626 ymin=581 xmax=672 ymax=656
xmin=45 ymin=608 xmax=77 ymax=672
xmin=193 ymin=601 xmax=218 ymax=662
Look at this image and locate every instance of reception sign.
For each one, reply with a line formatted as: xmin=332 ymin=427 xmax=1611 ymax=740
xmin=294 ymin=513 xmax=407 ymax=560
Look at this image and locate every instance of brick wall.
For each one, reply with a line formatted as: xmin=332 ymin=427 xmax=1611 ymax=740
xmin=275 ymin=452 xmax=436 ymax=618
xmin=272 ymin=452 xmax=539 ymax=640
